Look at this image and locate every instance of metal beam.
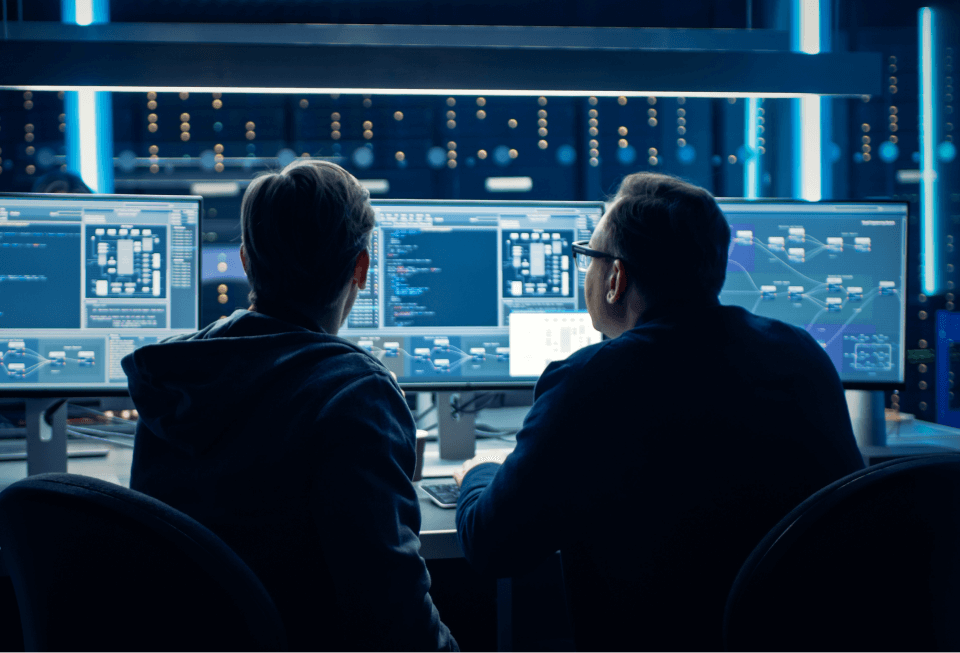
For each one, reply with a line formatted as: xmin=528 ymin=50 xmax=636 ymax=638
xmin=4 ymin=21 xmax=792 ymax=51
xmin=0 ymin=39 xmax=881 ymax=97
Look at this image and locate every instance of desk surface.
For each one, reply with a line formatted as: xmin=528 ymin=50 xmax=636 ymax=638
xmin=417 ymin=434 xmax=518 ymax=560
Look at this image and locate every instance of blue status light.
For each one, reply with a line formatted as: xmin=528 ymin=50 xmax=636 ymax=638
xmin=616 ymin=145 xmax=637 ymax=166
xmin=938 ymin=141 xmax=956 ymax=163
xmin=677 ymin=144 xmax=696 ymax=165
xmin=878 ymin=140 xmax=899 ymax=163
xmin=555 ymin=144 xmax=577 ymax=166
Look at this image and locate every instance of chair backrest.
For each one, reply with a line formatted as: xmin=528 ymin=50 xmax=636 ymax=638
xmin=724 ymin=454 xmax=960 ymax=651
xmin=0 ymin=473 xmax=286 ymax=651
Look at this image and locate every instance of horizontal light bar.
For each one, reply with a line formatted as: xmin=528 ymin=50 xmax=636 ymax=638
xmin=190 ymin=182 xmax=240 ymax=197
xmin=486 ymin=177 xmax=534 ymax=192
xmin=0 ymin=85 xmax=846 ymax=99
xmin=358 ymin=179 xmax=390 ymax=194
xmin=896 ymin=169 xmax=923 ymax=184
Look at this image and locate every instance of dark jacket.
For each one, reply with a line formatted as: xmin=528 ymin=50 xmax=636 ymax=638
xmin=123 ymin=309 xmax=456 ymax=652
xmin=457 ymin=301 xmax=864 ymax=651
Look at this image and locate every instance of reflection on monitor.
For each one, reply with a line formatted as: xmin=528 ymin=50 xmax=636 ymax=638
xmin=0 ymin=193 xmax=201 ymax=394
xmin=717 ymin=200 xmax=907 ymax=387
xmin=337 ymin=200 xmax=605 ymax=387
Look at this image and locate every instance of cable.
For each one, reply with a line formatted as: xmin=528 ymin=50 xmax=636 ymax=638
xmin=68 ymin=424 xmax=135 ymax=439
xmin=452 ymin=392 xmax=506 ymax=416
xmin=67 ymin=428 xmax=135 ymax=449
xmin=414 ymin=403 xmax=437 ymax=422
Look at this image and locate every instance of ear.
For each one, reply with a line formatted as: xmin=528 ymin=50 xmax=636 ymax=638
xmin=605 ymin=260 xmax=630 ymax=304
xmin=239 ymin=243 xmax=249 ymax=276
xmin=354 ymin=248 xmax=370 ymax=290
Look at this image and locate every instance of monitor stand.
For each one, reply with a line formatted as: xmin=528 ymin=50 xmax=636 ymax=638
xmin=25 ymin=399 xmax=68 ymax=475
xmin=845 ymin=389 xmax=887 ymax=448
xmin=435 ymin=392 xmax=477 ymax=460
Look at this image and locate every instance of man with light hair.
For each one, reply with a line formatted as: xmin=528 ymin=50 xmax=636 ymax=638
xmin=454 ymin=172 xmax=863 ymax=651
xmin=124 ymin=160 xmax=457 ymax=651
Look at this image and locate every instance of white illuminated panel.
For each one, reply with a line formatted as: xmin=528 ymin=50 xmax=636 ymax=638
xmin=508 ymin=312 xmax=601 ymax=377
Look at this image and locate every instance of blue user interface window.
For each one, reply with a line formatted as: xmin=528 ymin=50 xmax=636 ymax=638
xmin=717 ymin=201 xmax=908 ymax=386
xmin=0 ymin=194 xmax=201 ymax=393
xmin=338 ymin=200 xmax=605 ymax=386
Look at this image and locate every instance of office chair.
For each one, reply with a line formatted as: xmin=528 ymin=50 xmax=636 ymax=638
xmin=724 ymin=454 xmax=960 ymax=652
xmin=0 ymin=473 xmax=286 ymax=651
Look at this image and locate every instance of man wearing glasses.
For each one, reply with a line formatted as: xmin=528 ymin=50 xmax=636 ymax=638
xmin=453 ymin=172 xmax=863 ymax=651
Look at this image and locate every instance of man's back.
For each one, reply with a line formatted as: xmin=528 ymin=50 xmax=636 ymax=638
xmin=457 ymin=302 xmax=863 ymax=651
xmin=124 ymin=310 xmax=456 ymax=651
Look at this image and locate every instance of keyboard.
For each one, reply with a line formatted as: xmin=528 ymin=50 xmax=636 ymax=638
xmin=420 ymin=482 xmax=460 ymax=508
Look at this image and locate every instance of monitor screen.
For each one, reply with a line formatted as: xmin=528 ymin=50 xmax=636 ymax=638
xmin=0 ymin=193 xmax=201 ymax=395
xmin=716 ymin=200 xmax=908 ymax=388
xmin=337 ymin=200 xmax=606 ymax=387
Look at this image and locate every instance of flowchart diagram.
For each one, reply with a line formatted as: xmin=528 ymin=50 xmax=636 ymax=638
xmin=721 ymin=216 xmax=904 ymax=382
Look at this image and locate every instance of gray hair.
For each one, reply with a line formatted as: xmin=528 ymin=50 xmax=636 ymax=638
xmin=240 ymin=159 xmax=375 ymax=312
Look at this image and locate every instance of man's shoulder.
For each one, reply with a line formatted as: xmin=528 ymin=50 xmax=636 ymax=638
xmin=718 ymin=305 xmax=829 ymax=353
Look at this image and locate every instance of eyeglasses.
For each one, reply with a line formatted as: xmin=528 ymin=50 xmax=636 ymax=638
xmin=572 ymin=240 xmax=620 ymax=272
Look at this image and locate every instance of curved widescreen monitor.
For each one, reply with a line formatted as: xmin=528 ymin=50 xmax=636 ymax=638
xmin=336 ymin=200 xmax=606 ymax=389
xmin=0 ymin=193 xmax=201 ymax=396
xmin=716 ymin=200 xmax=908 ymax=389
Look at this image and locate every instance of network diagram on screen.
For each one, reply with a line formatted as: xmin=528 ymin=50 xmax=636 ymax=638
xmin=0 ymin=194 xmax=200 ymax=392
xmin=716 ymin=201 xmax=907 ymax=385
xmin=336 ymin=200 xmax=606 ymax=385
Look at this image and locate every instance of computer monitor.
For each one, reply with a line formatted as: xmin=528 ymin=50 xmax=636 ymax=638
xmin=335 ymin=199 xmax=606 ymax=388
xmin=716 ymin=200 xmax=908 ymax=389
xmin=0 ymin=193 xmax=201 ymax=396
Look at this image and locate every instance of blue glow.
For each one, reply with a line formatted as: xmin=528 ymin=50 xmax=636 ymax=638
xmin=555 ymin=144 xmax=577 ymax=165
xmin=919 ymin=7 xmax=939 ymax=295
xmin=938 ymin=141 xmax=956 ymax=163
xmin=677 ymin=144 xmax=696 ymax=165
xmin=77 ymin=90 xmax=100 ymax=191
xmin=744 ymin=98 xmax=760 ymax=199
xmin=792 ymin=0 xmax=823 ymax=201
xmin=799 ymin=0 xmax=821 ymax=54
xmin=63 ymin=0 xmax=107 ymax=25
xmin=351 ymin=147 xmax=374 ymax=169
xmin=277 ymin=148 xmax=297 ymax=167
xmin=427 ymin=146 xmax=447 ymax=168
xmin=878 ymin=140 xmax=899 ymax=163
xmin=800 ymin=96 xmax=822 ymax=201
xmin=63 ymin=0 xmax=112 ymax=192
xmin=616 ymin=145 xmax=637 ymax=166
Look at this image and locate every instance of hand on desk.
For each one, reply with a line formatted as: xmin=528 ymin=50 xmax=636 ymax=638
xmin=453 ymin=449 xmax=513 ymax=487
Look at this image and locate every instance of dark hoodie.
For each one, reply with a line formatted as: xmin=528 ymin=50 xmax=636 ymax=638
xmin=122 ymin=309 xmax=457 ymax=652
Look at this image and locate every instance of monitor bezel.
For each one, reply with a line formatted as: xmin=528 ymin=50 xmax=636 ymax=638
xmin=0 ymin=192 xmax=203 ymax=398
xmin=716 ymin=197 xmax=909 ymax=391
xmin=365 ymin=198 xmax=606 ymax=391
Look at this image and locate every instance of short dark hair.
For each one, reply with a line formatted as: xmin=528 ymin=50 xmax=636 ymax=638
xmin=240 ymin=160 xmax=375 ymax=312
xmin=607 ymin=172 xmax=730 ymax=304
xmin=31 ymin=170 xmax=92 ymax=194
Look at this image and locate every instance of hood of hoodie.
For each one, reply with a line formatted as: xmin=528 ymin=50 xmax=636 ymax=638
xmin=121 ymin=310 xmax=380 ymax=456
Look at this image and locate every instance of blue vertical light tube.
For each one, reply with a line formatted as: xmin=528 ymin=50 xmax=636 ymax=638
xmin=62 ymin=0 xmax=113 ymax=193
xmin=919 ymin=7 xmax=940 ymax=296
xmin=791 ymin=0 xmax=824 ymax=201
xmin=744 ymin=97 xmax=760 ymax=199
